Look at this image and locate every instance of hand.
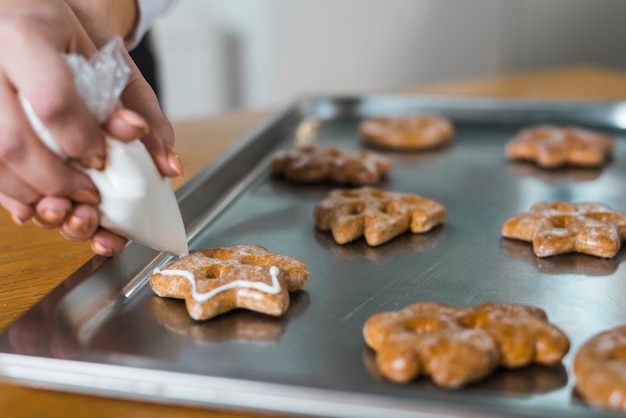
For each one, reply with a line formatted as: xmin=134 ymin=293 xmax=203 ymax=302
xmin=0 ymin=1 xmax=104 ymax=226
xmin=0 ymin=0 xmax=182 ymax=256
xmin=34 ymin=107 xmax=152 ymax=256
xmin=67 ymin=0 xmax=184 ymax=179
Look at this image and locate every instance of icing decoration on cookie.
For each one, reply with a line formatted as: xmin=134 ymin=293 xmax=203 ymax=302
xmin=153 ymin=266 xmax=281 ymax=302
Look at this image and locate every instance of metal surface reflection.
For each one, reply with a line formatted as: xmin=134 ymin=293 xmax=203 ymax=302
xmin=314 ymin=226 xmax=447 ymax=263
xmin=362 ymin=347 xmax=569 ymax=396
xmin=507 ymin=161 xmax=604 ymax=184
xmin=150 ymin=291 xmax=310 ymax=344
xmin=501 ymin=239 xmax=624 ymax=276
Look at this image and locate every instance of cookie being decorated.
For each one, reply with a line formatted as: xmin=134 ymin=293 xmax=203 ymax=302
xmin=150 ymin=244 xmax=310 ymax=320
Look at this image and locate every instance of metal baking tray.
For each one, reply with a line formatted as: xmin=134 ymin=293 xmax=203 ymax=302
xmin=2 ymin=95 xmax=626 ymax=418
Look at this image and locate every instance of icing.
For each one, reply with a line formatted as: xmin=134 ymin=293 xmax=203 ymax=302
xmin=153 ymin=265 xmax=281 ymax=302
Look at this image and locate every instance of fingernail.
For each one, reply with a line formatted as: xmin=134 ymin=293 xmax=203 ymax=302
xmin=41 ymin=207 xmax=67 ymax=224
xmin=70 ymin=188 xmax=100 ymax=205
xmin=92 ymin=240 xmax=115 ymax=257
xmin=68 ymin=214 xmax=91 ymax=234
xmin=117 ymin=109 xmax=150 ymax=136
xmin=82 ymin=154 xmax=106 ymax=170
xmin=168 ymin=151 xmax=184 ymax=177
xmin=11 ymin=213 xmax=29 ymax=226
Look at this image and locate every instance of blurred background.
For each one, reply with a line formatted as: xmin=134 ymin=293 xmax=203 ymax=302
xmin=145 ymin=0 xmax=626 ymax=121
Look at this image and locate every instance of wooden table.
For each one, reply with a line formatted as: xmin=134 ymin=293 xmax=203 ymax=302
xmin=1 ymin=65 xmax=625 ymax=417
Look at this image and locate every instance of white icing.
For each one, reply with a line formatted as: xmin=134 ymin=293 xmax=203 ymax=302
xmin=154 ymin=265 xmax=281 ymax=302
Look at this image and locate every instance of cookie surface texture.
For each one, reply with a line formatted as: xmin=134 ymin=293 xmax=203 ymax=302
xmin=574 ymin=326 xmax=626 ymax=411
xmin=314 ymin=187 xmax=446 ymax=246
xmin=271 ymin=145 xmax=391 ymax=185
xmin=150 ymin=244 xmax=310 ymax=320
xmin=363 ymin=302 xmax=569 ymax=388
xmin=502 ymin=201 xmax=626 ymax=258
xmin=505 ymin=125 xmax=613 ymax=168
xmin=359 ymin=115 xmax=454 ymax=150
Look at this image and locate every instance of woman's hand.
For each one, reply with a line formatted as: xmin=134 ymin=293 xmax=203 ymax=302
xmin=0 ymin=0 xmax=182 ymax=256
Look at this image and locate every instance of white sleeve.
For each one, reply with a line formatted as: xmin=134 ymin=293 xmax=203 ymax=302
xmin=128 ymin=0 xmax=179 ymax=49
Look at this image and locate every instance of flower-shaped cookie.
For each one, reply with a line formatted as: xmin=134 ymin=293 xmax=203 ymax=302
xmin=363 ymin=302 xmax=569 ymax=388
xmin=150 ymin=244 xmax=310 ymax=320
xmin=505 ymin=125 xmax=613 ymax=168
xmin=502 ymin=201 xmax=626 ymax=258
xmin=271 ymin=145 xmax=391 ymax=185
xmin=359 ymin=115 xmax=454 ymax=150
xmin=314 ymin=187 xmax=446 ymax=246
xmin=574 ymin=326 xmax=626 ymax=411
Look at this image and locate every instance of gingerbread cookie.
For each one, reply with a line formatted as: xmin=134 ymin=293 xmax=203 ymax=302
xmin=363 ymin=302 xmax=569 ymax=388
xmin=502 ymin=201 xmax=626 ymax=258
xmin=574 ymin=326 xmax=626 ymax=411
xmin=150 ymin=244 xmax=310 ymax=320
xmin=505 ymin=125 xmax=613 ymax=168
xmin=314 ymin=187 xmax=446 ymax=246
xmin=271 ymin=145 xmax=391 ymax=185
xmin=359 ymin=115 xmax=454 ymax=150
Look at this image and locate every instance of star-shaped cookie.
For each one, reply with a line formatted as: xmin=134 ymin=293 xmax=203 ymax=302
xmin=505 ymin=125 xmax=613 ymax=168
xmin=150 ymin=244 xmax=310 ymax=320
xmin=314 ymin=187 xmax=446 ymax=246
xmin=502 ymin=201 xmax=626 ymax=258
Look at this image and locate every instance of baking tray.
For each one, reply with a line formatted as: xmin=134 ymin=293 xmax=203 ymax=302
xmin=2 ymin=95 xmax=626 ymax=418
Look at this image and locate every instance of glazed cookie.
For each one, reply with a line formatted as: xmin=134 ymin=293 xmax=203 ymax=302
xmin=150 ymin=244 xmax=310 ymax=320
xmin=502 ymin=201 xmax=626 ymax=258
xmin=363 ymin=302 xmax=569 ymax=388
xmin=314 ymin=187 xmax=446 ymax=246
xmin=505 ymin=125 xmax=613 ymax=168
xmin=574 ymin=326 xmax=626 ymax=411
xmin=359 ymin=115 xmax=454 ymax=150
xmin=271 ymin=145 xmax=391 ymax=185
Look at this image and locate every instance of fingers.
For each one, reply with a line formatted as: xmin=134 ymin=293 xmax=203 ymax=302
xmin=121 ymin=58 xmax=183 ymax=178
xmin=58 ymin=204 xmax=127 ymax=257
xmin=0 ymin=193 xmax=34 ymax=225
xmin=33 ymin=196 xmax=72 ymax=229
xmin=0 ymin=74 xmax=100 ymax=204
xmin=59 ymin=203 xmax=98 ymax=241
xmin=104 ymin=107 xmax=149 ymax=142
xmin=0 ymin=12 xmax=105 ymax=166
xmin=90 ymin=228 xmax=127 ymax=256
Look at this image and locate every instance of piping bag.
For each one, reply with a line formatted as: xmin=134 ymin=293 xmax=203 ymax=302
xmin=19 ymin=38 xmax=189 ymax=256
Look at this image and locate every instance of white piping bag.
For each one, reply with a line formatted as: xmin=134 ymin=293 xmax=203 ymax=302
xmin=20 ymin=38 xmax=188 ymax=256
